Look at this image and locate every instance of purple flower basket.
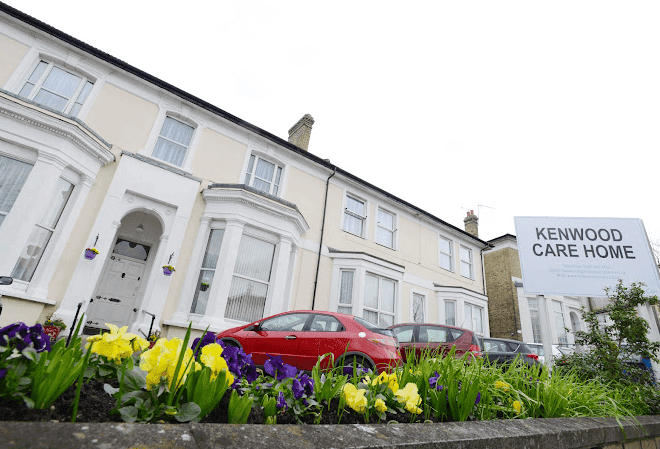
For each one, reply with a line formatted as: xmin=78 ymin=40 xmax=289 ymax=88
xmin=84 ymin=249 xmax=97 ymax=260
xmin=163 ymin=266 xmax=173 ymax=276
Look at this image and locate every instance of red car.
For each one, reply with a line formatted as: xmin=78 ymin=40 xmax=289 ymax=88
xmin=216 ymin=310 xmax=401 ymax=373
xmin=388 ymin=323 xmax=482 ymax=363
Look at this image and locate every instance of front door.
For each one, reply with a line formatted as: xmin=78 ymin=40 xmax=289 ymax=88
xmin=86 ymin=252 xmax=146 ymax=330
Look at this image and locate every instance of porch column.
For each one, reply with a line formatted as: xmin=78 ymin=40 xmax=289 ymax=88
xmin=198 ymin=219 xmax=245 ymax=330
xmin=135 ymin=234 xmax=170 ymax=336
xmin=170 ymin=217 xmax=211 ymax=323
xmin=263 ymin=236 xmax=293 ymax=317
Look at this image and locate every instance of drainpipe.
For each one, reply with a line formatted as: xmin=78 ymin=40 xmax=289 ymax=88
xmin=311 ymin=166 xmax=337 ymax=310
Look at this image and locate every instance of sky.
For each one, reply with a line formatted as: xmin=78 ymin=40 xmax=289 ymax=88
xmin=6 ymin=1 xmax=660 ymax=244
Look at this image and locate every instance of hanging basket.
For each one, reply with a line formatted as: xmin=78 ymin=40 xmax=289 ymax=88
xmin=200 ymin=283 xmax=209 ymax=292
xmin=162 ymin=265 xmax=175 ymax=276
xmin=43 ymin=325 xmax=61 ymax=342
xmin=84 ymin=248 xmax=99 ymax=260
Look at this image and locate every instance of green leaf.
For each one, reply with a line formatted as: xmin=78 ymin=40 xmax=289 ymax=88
xmin=104 ymin=384 xmax=120 ymax=396
xmin=118 ymin=406 xmax=138 ymax=423
xmin=21 ymin=347 xmax=38 ymax=363
xmin=175 ymin=402 xmax=202 ymax=422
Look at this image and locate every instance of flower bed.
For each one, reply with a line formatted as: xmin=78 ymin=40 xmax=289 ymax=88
xmin=0 ymin=322 xmax=657 ymax=426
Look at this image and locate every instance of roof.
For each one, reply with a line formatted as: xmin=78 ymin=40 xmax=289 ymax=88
xmin=0 ymin=2 xmax=488 ymax=246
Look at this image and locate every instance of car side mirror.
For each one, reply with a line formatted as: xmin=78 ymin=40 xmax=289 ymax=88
xmin=0 ymin=277 xmax=13 ymax=286
xmin=246 ymin=322 xmax=262 ymax=332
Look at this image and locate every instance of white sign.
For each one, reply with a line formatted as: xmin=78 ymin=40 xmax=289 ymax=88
xmin=514 ymin=217 xmax=660 ymax=297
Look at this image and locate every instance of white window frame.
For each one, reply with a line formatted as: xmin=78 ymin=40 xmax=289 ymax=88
xmin=337 ymin=269 xmax=355 ymax=315
xmin=438 ymin=236 xmax=453 ymax=272
xmin=528 ymin=297 xmax=542 ymax=343
xmin=0 ymin=154 xmax=34 ymax=227
xmin=464 ymin=302 xmax=484 ymax=336
xmin=363 ymin=272 xmax=397 ymax=328
xmin=553 ymin=300 xmax=569 ymax=345
xmin=459 ymin=245 xmax=474 ymax=279
xmin=445 ymin=300 xmax=456 ymax=326
xmin=151 ymin=116 xmax=196 ymax=168
xmin=17 ymin=60 xmax=95 ymax=117
xmin=411 ymin=291 xmax=426 ymax=324
xmin=189 ymin=227 xmax=226 ymax=315
xmin=244 ymin=153 xmax=285 ymax=197
xmin=342 ymin=192 xmax=368 ymax=238
xmin=375 ymin=206 xmax=396 ymax=249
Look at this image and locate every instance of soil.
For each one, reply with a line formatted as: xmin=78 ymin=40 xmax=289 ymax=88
xmin=0 ymin=379 xmax=444 ymax=425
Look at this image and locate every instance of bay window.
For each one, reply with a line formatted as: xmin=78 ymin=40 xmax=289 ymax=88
xmin=224 ymin=234 xmax=276 ymax=323
xmin=0 ymin=155 xmax=33 ymax=228
xmin=11 ymin=178 xmax=74 ymax=282
xmin=19 ymin=60 xmax=94 ymax=116
xmin=244 ymin=155 xmax=283 ymax=196
xmin=338 ymin=270 xmax=354 ymax=315
xmin=190 ymin=229 xmax=225 ymax=315
xmin=363 ymin=273 xmax=396 ymax=327
xmin=464 ymin=303 xmax=483 ymax=335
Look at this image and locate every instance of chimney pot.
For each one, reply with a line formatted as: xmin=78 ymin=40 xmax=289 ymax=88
xmin=288 ymin=114 xmax=315 ymax=151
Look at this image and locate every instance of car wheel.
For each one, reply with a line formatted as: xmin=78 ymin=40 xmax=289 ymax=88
xmin=221 ymin=339 xmax=241 ymax=349
xmin=340 ymin=355 xmax=374 ymax=374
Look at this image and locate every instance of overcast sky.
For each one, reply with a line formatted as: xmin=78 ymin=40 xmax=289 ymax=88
xmin=7 ymin=1 xmax=660 ymax=245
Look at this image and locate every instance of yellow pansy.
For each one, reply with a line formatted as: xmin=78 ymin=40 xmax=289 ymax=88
xmin=495 ymin=381 xmax=510 ymax=392
xmin=200 ymin=343 xmax=234 ymax=384
xmin=374 ymin=398 xmax=387 ymax=413
xmin=512 ymin=400 xmax=522 ymax=414
xmin=395 ymin=383 xmax=422 ymax=414
xmin=139 ymin=337 xmax=195 ymax=390
xmin=342 ymin=383 xmax=368 ymax=413
xmin=85 ymin=323 xmax=149 ymax=364
xmin=372 ymin=371 xmax=399 ymax=393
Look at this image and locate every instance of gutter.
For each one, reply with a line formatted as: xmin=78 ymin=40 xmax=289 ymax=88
xmin=311 ymin=167 xmax=337 ymax=310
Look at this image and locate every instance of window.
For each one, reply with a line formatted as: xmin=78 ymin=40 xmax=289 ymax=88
xmin=464 ymin=303 xmax=483 ymax=335
xmin=338 ymin=270 xmax=354 ymax=315
xmin=261 ymin=313 xmax=310 ymax=332
xmin=190 ymin=229 xmax=225 ymax=315
xmin=152 ymin=117 xmax=195 ymax=167
xmin=412 ymin=293 xmax=425 ymax=323
xmin=19 ymin=60 xmax=94 ymax=116
xmin=363 ymin=273 xmax=396 ymax=327
xmin=310 ymin=314 xmax=344 ymax=332
xmin=419 ymin=326 xmax=449 ymax=343
xmin=459 ymin=246 xmax=473 ymax=279
xmin=11 ymin=178 xmax=73 ymax=282
xmin=528 ymin=297 xmax=541 ymax=343
xmin=0 ymin=155 xmax=33 ymax=228
xmin=375 ymin=208 xmax=395 ymax=248
xmin=438 ymin=236 xmax=453 ymax=271
xmin=244 ymin=155 xmax=283 ymax=196
xmin=224 ymin=235 xmax=275 ymax=323
xmin=553 ymin=300 xmax=568 ymax=345
xmin=342 ymin=194 xmax=366 ymax=237
xmin=445 ymin=301 xmax=456 ymax=326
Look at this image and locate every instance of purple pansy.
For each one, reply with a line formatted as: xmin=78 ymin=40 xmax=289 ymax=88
xmin=0 ymin=322 xmax=50 ymax=353
xmin=475 ymin=392 xmax=481 ymax=405
xmin=0 ymin=368 xmax=6 ymax=380
xmin=343 ymin=365 xmax=369 ymax=378
xmin=429 ymin=371 xmax=444 ymax=391
xmin=276 ymin=391 xmax=288 ymax=410
xmin=191 ymin=331 xmax=217 ymax=357
xmin=264 ymin=355 xmax=298 ymax=381
xmin=292 ymin=373 xmax=314 ymax=400
xmin=217 ymin=341 xmax=258 ymax=384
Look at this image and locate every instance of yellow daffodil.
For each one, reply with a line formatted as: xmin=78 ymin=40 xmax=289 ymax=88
xmin=85 ymin=323 xmax=148 ymax=364
xmin=374 ymin=398 xmax=387 ymax=413
xmin=495 ymin=381 xmax=510 ymax=392
xmin=512 ymin=400 xmax=522 ymax=414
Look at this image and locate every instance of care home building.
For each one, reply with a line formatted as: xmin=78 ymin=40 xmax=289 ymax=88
xmin=0 ymin=3 xmax=491 ymax=341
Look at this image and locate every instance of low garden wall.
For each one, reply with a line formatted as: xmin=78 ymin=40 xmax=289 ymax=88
xmin=3 ymin=416 xmax=660 ymax=449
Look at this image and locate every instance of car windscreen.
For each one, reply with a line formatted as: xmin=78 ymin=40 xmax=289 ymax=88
xmin=354 ymin=317 xmax=394 ymax=337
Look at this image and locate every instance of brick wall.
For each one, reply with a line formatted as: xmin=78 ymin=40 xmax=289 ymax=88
xmin=484 ymin=247 xmax=523 ymax=340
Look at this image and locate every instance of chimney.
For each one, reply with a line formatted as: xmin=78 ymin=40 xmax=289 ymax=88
xmin=288 ymin=114 xmax=315 ymax=151
xmin=464 ymin=210 xmax=479 ymax=238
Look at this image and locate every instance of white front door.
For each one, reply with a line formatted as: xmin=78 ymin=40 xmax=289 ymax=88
xmin=86 ymin=254 xmax=146 ymax=330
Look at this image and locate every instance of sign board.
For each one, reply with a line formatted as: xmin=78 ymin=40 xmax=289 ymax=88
xmin=514 ymin=217 xmax=660 ymax=297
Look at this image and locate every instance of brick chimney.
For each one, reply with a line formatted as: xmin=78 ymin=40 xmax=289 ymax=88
xmin=464 ymin=210 xmax=479 ymax=238
xmin=288 ymin=114 xmax=315 ymax=151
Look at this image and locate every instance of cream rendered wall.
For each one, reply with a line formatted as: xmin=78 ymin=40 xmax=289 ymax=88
xmin=84 ymin=83 xmax=158 ymax=153
xmin=282 ymin=166 xmax=327 ymax=241
xmin=0 ymin=35 xmax=28 ymax=87
xmin=192 ymin=128 xmax=247 ymax=183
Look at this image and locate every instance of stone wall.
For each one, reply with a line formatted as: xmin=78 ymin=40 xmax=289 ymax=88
xmin=3 ymin=416 xmax=660 ymax=448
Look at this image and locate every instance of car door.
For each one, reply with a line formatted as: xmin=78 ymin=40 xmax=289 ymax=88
xmin=390 ymin=325 xmax=416 ymax=362
xmin=419 ymin=325 xmax=450 ymax=358
xmin=245 ymin=312 xmax=312 ymax=369
xmin=483 ymin=339 xmax=509 ymax=365
xmin=301 ymin=314 xmax=351 ymax=371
